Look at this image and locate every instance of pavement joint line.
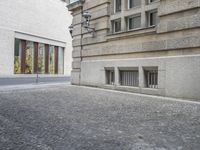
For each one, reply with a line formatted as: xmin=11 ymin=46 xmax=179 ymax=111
xmin=71 ymin=85 xmax=200 ymax=105
xmin=0 ymin=82 xmax=70 ymax=91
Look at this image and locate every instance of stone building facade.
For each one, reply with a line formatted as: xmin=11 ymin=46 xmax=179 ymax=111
xmin=67 ymin=0 xmax=200 ymax=100
xmin=0 ymin=0 xmax=72 ymax=76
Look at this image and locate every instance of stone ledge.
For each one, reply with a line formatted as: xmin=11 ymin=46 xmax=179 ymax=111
xmin=67 ymin=0 xmax=84 ymax=11
xmin=107 ymin=27 xmax=156 ymax=41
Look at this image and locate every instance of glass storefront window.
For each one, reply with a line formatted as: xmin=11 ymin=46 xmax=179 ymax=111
xmin=14 ymin=39 xmax=64 ymax=75
xmin=38 ymin=43 xmax=45 ymax=73
xmin=25 ymin=41 xmax=34 ymax=74
xmin=14 ymin=39 xmax=21 ymax=74
xmin=58 ymin=47 xmax=64 ymax=74
xmin=49 ymin=45 xmax=55 ymax=74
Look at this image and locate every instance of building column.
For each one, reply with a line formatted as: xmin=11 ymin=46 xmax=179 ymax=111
xmin=34 ymin=42 xmax=38 ymax=74
xmin=121 ymin=0 xmax=127 ymax=31
xmin=141 ymin=0 xmax=146 ymax=28
xmin=115 ymin=67 xmax=120 ymax=86
xmin=139 ymin=66 xmax=145 ymax=88
xmin=54 ymin=46 xmax=59 ymax=74
xmin=21 ymin=40 xmax=26 ymax=74
xmin=45 ymin=44 xmax=49 ymax=74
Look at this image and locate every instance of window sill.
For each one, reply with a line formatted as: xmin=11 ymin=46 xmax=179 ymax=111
xmin=67 ymin=0 xmax=84 ymax=11
xmin=107 ymin=26 xmax=156 ymax=41
xmin=147 ymin=0 xmax=160 ymax=5
xmin=128 ymin=5 xmax=141 ymax=10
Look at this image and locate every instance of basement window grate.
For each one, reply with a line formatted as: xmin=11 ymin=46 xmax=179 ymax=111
xmin=120 ymin=70 xmax=139 ymax=87
xmin=145 ymin=69 xmax=158 ymax=88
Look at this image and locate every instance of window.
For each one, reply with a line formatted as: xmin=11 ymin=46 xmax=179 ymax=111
xmin=144 ymin=68 xmax=158 ymax=88
xmin=113 ymin=19 xmax=121 ymax=33
xmin=58 ymin=47 xmax=64 ymax=74
xmin=69 ymin=0 xmax=79 ymax=4
xmin=49 ymin=46 xmax=55 ymax=74
xmin=105 ymin=69 xmax=115 ymax=85
xmin=147 ymin=0 xmax=157 ymax=4
xmin=14 ymin=39 xmax=21 ymax=74
xmin=25 ymin=41 xmax=34 ymax=74
xmin=14 ymin=39 xmax=64 ymax=75
xmin=38 ymin=43 xmax=45 ymax=74
xmin=115 ymin=0 xmax=121 ymax=13
xmin=129 ymin=0 xmax=141 ymax=8
xmin=128 ymin=15 xmax=141 ymax=30
xmin=147 ymin=10 xmax=158 ymax=27
xmin=120 ymin=70 xmax=139 ymax=87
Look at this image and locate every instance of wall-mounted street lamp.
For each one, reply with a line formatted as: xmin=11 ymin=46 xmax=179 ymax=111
xmin=82 ymin=11 xmax=95 ymax=37
xmin=69 ymin=24 xmax=73 ymax=37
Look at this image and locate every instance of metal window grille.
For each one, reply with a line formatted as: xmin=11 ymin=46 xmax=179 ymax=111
xmin=145 ymin=70 xmax=158 ymax=88
xmin=120 ymin=70 xmax=139 ymax=86
xmin=106 ymin=70 xmax=115 ymax=85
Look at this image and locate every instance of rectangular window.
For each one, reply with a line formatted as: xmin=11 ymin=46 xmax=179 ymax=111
xmin=128 ymin=15 xmax=141 ymax=30
xmin=14 ymin=39 xmax=63 ymax=75
xmin=58 ymin=47 xmax=64 ymax=74
xmin=120 ymin=70 xmax=139 ymax=87
xmin=69 ymin=0 xmax=79 ymax=4
xmin=38 ymin=43 xmax=45 ymax=74
xmin=148 ymin=10 xmax=158 ymax=27
xmin=145 ymin=68 xmax=158 ymax=88
xmin=25 ymin=41 xmax=34 ymax=74
xmin=14 ymin=39 xmax=21 ymax=74
xmin=148 ymin=0 xmax=157 ymax=4
xmin=105 ymin=69 xmax=115 ymax=85
xmin=113 ymin=19 xmax=121 ymax=33
xmin=49 ymin=45 xmax=55 ymax=74
xmin=129 ymin=0 xmax=141 ymax=8
xmin=115 ymin=0 xmax=121 ymax=13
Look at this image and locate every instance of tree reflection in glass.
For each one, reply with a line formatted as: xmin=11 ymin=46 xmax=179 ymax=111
xmin=49 ymin=46 xmax=55 ymax=74
xmin=25 ymin=41 xmax=34 ymax=74
xmin=38 ymin=43 xmax=45 ymax=73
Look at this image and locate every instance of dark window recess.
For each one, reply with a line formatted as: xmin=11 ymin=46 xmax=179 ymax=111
xmin=149 ymin=11 xmax=157 ymax=26
xmin=106 ymin=70 xmax=115 ymax=85
xmin=149 ymin=0 xmax=156 ymax=3
xmin=120 ymin=70 xmax=139 ymax=86
xmin=145 ymin=69 xmax=158 ymax=88
xmin=115 ymin=0 xmax=121 ymax=12
xmin=128 ymin=16 xmax=141 ymax=30
xmin=114 ymin=19 xmax=121 ymax=32
xmin=129 ymin=0 xmax=141 ymax=8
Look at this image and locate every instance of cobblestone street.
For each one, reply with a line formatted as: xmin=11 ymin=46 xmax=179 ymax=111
xmin=0 ymin=84 xmax=200 ymax=150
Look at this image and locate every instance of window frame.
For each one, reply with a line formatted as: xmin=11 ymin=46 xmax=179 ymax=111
xmin=128 ymin=0 xmax=141 ymax=9
xmin=147 ymin=0 xmax=159 ymax=5
xmin=127 ymin=14 xmax=141 ymax=31
xmin=105 ymin=68 xmax=115 ymax=85
xmin=144 ymin=67 xmax=158 ymax=89
xmin=113 ymin=19 xmax=121 ymax=33
xmin=147 ymin=10 xmax=158 ymax=27
xmin=119 ymin=67 xmax=139 ymax=87
xmin=114 ymin=0 xmax=122 ymax=13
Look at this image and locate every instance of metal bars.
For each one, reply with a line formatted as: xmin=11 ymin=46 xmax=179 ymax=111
xmin=106 ymin=70 xmax=115 ymax=85
xmin=146 ymin=70 xmax=158 ymax=88
xmin=120 ymin=70 xmax=139 ymax=87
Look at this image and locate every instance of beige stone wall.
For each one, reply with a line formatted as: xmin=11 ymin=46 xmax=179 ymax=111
xmin=68 ymin=0 xmax=200 ymax=99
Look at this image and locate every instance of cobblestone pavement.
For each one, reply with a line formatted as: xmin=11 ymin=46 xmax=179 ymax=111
xmin=0 ymin=85 xmax=200 ymax=150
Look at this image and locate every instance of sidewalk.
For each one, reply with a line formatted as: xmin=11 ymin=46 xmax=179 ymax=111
xmin=0 ymin=75 xmax=70 ymax=86
xmin=0 ymin=82 xmax=70 ymax=92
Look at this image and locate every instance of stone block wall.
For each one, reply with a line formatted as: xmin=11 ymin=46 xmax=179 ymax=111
xmin=68 ymin=0 xmax=200 ymax=99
